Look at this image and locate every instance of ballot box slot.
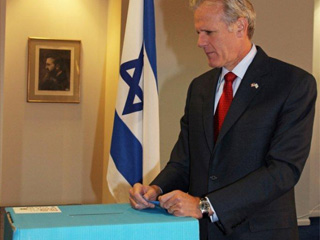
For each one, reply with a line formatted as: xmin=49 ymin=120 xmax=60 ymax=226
xmin=69 ymin=212 xmax=124 ymax=217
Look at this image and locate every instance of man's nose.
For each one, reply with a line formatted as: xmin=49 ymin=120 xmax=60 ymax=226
xmin=197 ymin=33 xmax=207 ymax=48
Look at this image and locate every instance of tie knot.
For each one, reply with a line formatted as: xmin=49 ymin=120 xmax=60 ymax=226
xmin=224 ymin=72 xmax=237 ymax=83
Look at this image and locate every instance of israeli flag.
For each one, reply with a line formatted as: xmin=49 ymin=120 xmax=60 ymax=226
xmin=107 ymin=0 xmax=160 ymax=202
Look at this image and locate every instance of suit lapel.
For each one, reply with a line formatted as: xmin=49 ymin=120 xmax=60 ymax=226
xmin=214 ymin=47 xmax=271 ymax=148
xmin=203 ymin=69 xmax=221 ymax=153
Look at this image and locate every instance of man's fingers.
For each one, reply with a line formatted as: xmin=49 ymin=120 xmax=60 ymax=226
xmin=129 ymin=196 xmax=154 ymax=210
xmin=166 ymin=202 xmax=185 ymax=217
xmin=158 ymin=191 xmax=202 ymax=218
xmin=129 ymin=183 xmax=159 ymax=209
xmin=159 ymin=190 xmax=180 ymax=209
xmin=132 ymin=192 xmax=149 ymax=207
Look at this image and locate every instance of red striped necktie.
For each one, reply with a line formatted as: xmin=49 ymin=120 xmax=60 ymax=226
xmin=214 ymin=72 xmax=237 ymax=142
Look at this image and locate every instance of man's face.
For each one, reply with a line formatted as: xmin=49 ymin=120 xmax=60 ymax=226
xmin=194 ymin=3 xmax=242 ymax=70
xmin=45 ymin=58 xmax=56 ymax=72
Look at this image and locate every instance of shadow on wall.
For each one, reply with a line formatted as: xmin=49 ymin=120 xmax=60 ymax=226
xmin=157 ymin=0 xmax=209 ymax=166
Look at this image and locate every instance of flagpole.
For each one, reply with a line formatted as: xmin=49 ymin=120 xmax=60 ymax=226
xmin=102 ymin=0 xmax=122 ymax=204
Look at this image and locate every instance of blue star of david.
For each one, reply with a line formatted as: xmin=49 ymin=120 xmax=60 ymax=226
xmin=120 ymin=47 xmax=144 ymax=115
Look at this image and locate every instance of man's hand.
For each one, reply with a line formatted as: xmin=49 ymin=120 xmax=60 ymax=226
xmin=159 ymin=190 xmax=202 ymax=219
xmin=129 ymin=183 xmax=162 ymax=210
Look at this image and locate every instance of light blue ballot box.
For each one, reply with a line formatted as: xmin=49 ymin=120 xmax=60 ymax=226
xmin=4 ymin=204 xmax=199 ymax=240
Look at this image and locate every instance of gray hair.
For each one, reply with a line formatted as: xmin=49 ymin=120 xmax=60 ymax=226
xmin=191 ymin=0 xmax=256 ymax=39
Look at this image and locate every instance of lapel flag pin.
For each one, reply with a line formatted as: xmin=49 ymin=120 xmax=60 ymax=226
xmin=251 ymin=83 xmax=259 ymax=89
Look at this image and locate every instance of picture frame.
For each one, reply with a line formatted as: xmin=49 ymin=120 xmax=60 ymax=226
xmin=27 ymin=37 xmax=81 ymax=103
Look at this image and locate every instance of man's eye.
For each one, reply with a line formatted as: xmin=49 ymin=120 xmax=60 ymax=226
xmin=196 ymin=30 xmax=215 ymax=35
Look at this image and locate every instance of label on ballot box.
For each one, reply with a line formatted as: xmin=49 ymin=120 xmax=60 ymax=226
xmin=13 ymin=206 xmax=61 ymax=214
xmin=4 ymin=203 xmax=199 ymax=240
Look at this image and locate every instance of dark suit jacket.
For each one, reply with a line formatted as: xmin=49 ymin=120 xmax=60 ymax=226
xmin=151 ymin=47 xmax=317 ymax=240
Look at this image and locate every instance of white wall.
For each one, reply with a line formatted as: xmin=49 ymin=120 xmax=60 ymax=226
xmin=0 ymin=0 xmax=109 ymax=206
xmin=155 ymin=0 xmax=209 ymax=165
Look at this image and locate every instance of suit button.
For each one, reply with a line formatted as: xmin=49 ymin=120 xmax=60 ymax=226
xmin=210 ymin=175 xmax=218 ymax=181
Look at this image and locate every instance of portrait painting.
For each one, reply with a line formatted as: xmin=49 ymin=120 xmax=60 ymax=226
xmin=27 ymin=38 xmax=81 ymax=103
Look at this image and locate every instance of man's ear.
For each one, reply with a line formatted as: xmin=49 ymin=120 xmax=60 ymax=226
xmin=235 ymin=17 xmax=248 ymax=38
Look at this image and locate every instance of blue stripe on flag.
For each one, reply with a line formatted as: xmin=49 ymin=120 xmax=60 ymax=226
xmin=144 ymin=0 xmax=158 ymax=84
xmin=110 ymin=111 xmax=143 ymax=186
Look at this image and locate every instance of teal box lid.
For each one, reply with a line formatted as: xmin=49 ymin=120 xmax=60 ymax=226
xmin=4 ymin=204 xmax=199 ymax=240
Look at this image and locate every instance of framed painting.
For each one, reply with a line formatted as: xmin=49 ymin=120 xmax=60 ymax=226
xmin=27 ymin=38 xmax=81 ymax=103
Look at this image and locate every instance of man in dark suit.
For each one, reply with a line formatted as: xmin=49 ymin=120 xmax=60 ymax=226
xmin=129 ymin=0 xmax=317 ymax=239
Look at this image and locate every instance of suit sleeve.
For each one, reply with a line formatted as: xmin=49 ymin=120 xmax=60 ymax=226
xmin=208 ymin=73 xmax=317 ymax=235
